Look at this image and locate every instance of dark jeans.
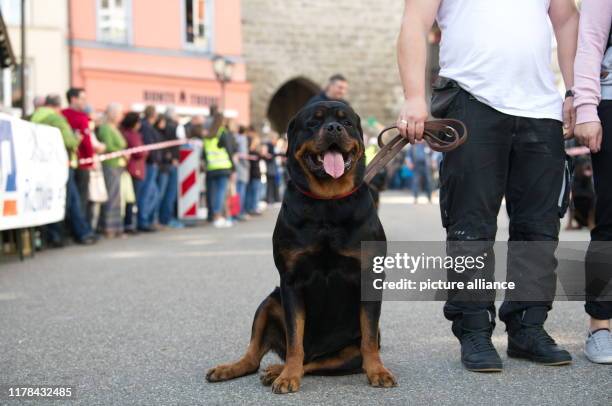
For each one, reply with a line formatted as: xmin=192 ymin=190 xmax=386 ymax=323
xmin=52 ymin=168 xmax=93 ymax=242
xmin=138 ymin=164 xmax=159 ymax=229
xmin=157 ymin=165 xmax=179 ymax=225
xmin=438 ymin=89 xmax=566 ymax=326
xmin=585 ymin=100 xmax=612 ymax=320
xmin=74 ymin=168 xmax=90 ymax=222
xmin=245 ymin=179 xmax=262 ymax=214
xmin=206 ymin=174 xmax=229 ymax=217
xmin=236 ymin=179 xmax=248 ymax=216
xmin=411 ymin=161 xmax=432 ymax=201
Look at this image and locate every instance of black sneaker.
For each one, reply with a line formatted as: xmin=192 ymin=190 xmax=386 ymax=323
xmin=77 ymin=234 xmax=97 ymax=245
xmin=506 ymin=307 xmax=572 ymax=366
xmin=454 ymin=311 xmax=503 ymax=372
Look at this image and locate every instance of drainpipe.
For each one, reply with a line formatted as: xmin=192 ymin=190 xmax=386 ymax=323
xmin=67 ymin=0 xmax=73 ymax=88
xmin=20 ymin=0 xmax=26 ymax=118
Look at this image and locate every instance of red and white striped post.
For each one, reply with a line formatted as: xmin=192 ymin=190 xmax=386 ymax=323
xmin=178 ymin=140 xmax=203 ymax=221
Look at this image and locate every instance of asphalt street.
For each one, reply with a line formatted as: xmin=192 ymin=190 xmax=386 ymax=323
xmin=0 ymin=192 xmax=609 ymax=406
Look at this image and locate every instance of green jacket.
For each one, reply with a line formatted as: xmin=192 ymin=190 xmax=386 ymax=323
xmin=31 ymin=106 xmax=79 ymax=168
xmin=97 ymin=123 xmax=127 ymax=167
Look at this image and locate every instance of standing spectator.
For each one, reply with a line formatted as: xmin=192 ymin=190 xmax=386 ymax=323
xmin=139 ymin=105 xmax=162 ymax=232
xmin=406 ymin=143 xmax=433 ymax=203
xmin=245 ymin=128 xmax=264 ymax=216
xmin=62 ymin=88 xmax=96 ymax=219
xmin=154 ymin=114 xmax=169 ymax=228
xmin=573 ymin=0 xmax=612 ymax=364
xmin=264 ymin=132 xmax=281 ymax=204
xmin=120 ymin=112 xmax=148 ymax=233
xmin=27 ymin=95 xmax=45 ymax=120
xmin=234 ymin=126 xmax=250 ymax=220
xmin=306 ymin=74 xmax=350 ymax=106
xmin=203 ymin=113 xmax=234 ymax=228
xmin=184 ymin=115 xmax=205 ymax=139
xmin=97 ymin=103 xmax=127 ymax=238
xmin=31 ymin=95 xmax=96 ymax=245
xmin=157 ymin=109 xmax=183 ymax=228
xmin=87 ymin=124 xmax=109 ymax=232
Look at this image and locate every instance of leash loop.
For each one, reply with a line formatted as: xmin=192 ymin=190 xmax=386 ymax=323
xmin=365 ymin=119 xmax=467 ymax=183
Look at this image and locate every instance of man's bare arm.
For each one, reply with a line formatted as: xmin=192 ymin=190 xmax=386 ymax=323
xmin=396 ymin=0 xmax=441 ymax=142
xmin=550 ymin=0 xmax=579 ymax=136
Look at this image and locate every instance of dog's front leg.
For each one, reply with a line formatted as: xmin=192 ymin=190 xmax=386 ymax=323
xmin=272 ymin=278 xmax=305 ymax=394
xmin=360 ymin=302 xmax=397 ymax=387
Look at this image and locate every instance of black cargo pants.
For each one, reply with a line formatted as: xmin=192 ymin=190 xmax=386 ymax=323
xmin=434 ymin=84 xmax=568 ymax=326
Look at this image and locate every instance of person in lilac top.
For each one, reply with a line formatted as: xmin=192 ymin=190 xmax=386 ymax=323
xmin=573 ymin=0 xmax=612 ymax=364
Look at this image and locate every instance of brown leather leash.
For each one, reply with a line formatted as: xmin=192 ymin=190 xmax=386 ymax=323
xmin=364 ymin=119 xmax=468 ymax=184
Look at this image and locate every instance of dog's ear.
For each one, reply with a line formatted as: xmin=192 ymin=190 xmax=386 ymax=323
xmin=355 ymin=113 xmax=364 ymax=140
xmin=287 ymin=116 xmax=296 ymax=135
xmin=286 ymin=115 xmax=298 ymax=150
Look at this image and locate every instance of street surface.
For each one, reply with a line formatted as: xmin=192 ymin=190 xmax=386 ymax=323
xmin=0 ymin=192 xmax=609 ymax=405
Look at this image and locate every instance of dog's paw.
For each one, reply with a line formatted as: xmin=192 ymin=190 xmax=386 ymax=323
xmin=206 ymin=364 xmax=237 ymax=382
xmin=260 ymin=364 xmax=284 ymax=386
xmin=366 ymin=366 xmax=397 ymax=388
xmin=271 ymin=373 xmax=301 ymax=394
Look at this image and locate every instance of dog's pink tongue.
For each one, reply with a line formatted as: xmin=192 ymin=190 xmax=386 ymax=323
xmin=323 ymin=151 xmax=345 ymax=179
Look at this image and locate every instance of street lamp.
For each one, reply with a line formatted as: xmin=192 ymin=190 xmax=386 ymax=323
xmin=212 ymin=55 xmax=234 ymax=114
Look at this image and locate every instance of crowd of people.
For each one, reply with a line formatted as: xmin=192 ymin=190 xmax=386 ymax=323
xmin=28 ymin=88 xmax=288 ymax=247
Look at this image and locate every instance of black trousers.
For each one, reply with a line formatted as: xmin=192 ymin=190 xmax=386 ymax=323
xmin=585 ymin=101 xmax=612 ymax=320
xmin=438 ymin=89 xmax=566 ymax=325
xmin=266 ymin=175 xmax=280 ymax=203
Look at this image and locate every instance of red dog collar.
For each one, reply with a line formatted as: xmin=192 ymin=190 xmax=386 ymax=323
xmin=293 ymin=183 xmax=361 ymax=200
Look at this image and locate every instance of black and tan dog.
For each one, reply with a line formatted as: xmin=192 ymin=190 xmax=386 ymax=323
xmin=206 ymin=101 xmax=395 ymax=393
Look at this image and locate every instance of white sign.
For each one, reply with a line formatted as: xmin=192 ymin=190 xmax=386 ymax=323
xmin=0 ymin=113 xmax=69 ymax=230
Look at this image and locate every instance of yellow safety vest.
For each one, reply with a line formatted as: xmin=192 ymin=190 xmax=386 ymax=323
xmin=203 ymin=128 xmax=233 ymax=171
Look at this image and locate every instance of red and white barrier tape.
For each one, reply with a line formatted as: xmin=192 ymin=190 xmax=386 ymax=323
xmin=78 ymin=139 xmax=592 ymax=165
xmin=78 ymin=139 xmax=193 ymax=165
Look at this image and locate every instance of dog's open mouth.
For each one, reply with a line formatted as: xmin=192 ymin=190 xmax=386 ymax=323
xmin=306 ymin=144 xmax=355 ymax=179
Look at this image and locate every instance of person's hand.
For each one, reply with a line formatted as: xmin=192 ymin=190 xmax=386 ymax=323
xmin=563 ymin=96 xmax=576 ymax=139
xmin=397 ymin=96 xmax=428 ymax=144
xmin=575 ymin=121 xmax=603 ymax=153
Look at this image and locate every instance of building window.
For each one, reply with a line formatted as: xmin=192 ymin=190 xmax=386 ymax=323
xmin=97 ymin=0 xmax=130 ymax=44
xmin=0 ymin=0 xmax=30 ymax=26
xmin=1 ymin=64 xmax=30 ymax=112
xmin=184 ymin=0 xmax=210 ymax=50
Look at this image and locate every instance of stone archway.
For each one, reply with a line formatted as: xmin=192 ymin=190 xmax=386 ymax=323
xmin=266 ymin=77 xmax=321 ymax=134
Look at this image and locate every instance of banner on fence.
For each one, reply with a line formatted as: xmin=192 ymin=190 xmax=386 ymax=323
xmin=0 ymin=113 xmax=68 ymax=231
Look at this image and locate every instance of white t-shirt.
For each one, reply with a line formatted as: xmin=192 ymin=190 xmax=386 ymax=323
xmin=436 ymin=0 xmax=562 ymax=121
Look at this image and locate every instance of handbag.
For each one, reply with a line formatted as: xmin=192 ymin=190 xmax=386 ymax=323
xmin=120 ymin=171 xmax=136 ymax=205
xmin=88 ymin=162 xmax=108 ymax=203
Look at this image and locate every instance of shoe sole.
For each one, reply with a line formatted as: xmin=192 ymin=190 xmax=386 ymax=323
xmin=507 ymin=349 xmax=572 ymax=366
xmin=584 ymin=350 xmax=612 ymax=364
xmin=463 ymin=361 xmax=503 ymax=372
xmin=465 ymin=366 xmax=503 ymax=372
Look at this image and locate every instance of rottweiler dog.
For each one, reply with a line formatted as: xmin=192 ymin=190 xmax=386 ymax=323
xmin=206 ymin=101 xmax=395 ymax=394
xmin=567 ymin=155 xmax=595 ymax=230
